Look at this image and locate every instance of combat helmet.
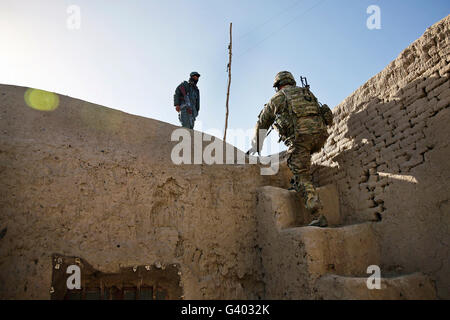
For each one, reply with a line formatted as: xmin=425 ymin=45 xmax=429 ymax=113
xmin=190 ymin=71 xmax=201 ymax=77
xmin=273 ymin=71 xmax=296 ymax=88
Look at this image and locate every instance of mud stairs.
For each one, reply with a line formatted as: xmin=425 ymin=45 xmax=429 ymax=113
xmin=256 ymin=185 xmax=437 ymax=299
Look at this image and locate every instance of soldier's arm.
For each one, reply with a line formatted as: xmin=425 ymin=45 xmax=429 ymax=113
xmin=249 ymin=102 xmax=276 ymax=154
xmin=256 ymin=102 xmax=276 ymax=130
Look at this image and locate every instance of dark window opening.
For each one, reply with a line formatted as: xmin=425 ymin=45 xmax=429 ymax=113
xmin=51 ymin=254 xmax=182 ymax=300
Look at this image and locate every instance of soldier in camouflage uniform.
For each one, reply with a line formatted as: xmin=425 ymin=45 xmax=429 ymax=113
xmin=249 ymin=71 xmax=333 ymax=227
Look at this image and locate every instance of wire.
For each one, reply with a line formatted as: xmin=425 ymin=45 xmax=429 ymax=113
xmin=237 ymin=0 xmax=305 ymax=41
xmin=236 ymin=0 xmax=327 ymax=59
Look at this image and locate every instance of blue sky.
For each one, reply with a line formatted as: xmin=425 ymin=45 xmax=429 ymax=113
xmin=0 ymin=0 xmax=449 ymax=152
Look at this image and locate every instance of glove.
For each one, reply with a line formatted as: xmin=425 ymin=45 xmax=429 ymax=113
xmin=187 ymin=107 xmax=193 ymax=115
xmin=176 ymin=106 xmax=180 ymax=112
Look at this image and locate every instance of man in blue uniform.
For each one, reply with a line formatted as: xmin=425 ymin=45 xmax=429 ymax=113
xmin=174 ymin=72 xmax=201 ymax=129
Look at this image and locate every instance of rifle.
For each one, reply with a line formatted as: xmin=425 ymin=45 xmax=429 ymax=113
xmin=300 ymin=76 xmax=310 ymax=89
xmin=300 ymin=76 xmax=325 ymax=106
xmin=179 ymin=84 xmax=198 ymax=118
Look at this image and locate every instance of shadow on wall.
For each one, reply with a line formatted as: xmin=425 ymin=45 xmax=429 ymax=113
xmin=312 ymin=73 xmax=449 ymax=298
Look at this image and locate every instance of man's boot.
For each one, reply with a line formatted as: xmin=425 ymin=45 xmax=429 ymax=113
xmin=288 ymin=177 xmax=297 ymax=191
xmin=308 ymin=215 xmax=328 ymax=227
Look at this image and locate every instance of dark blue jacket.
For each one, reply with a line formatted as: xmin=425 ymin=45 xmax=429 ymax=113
xmin=174 ymin=81 xmax=200 ymax=113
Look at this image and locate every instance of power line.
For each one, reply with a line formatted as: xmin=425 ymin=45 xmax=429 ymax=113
xmin=236 ymin=0 xmax=327 ymax=59
xmin=237 ymin=0 xmax=305 ymax=41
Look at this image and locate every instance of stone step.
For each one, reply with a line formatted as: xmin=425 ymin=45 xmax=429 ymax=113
xmin=257 ymin=185 xmax=383 ymax=298
xmin=257 ymin=186 xmax=380 ymax=279
xmin=282 ymin=223 xmax=381 ymax=278
xmin=315 ymin=273 xmax=437 ymax=300
xmin=256 ymin=185 xmax=341 ymax=229
xmin=316 ymin=184 xmax=341 ymax=226
xmin=255 ymin=186 xmax=436 ymax=300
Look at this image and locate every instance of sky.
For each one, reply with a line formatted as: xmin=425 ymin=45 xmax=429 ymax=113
xmin=0 ymin=0 xmax=449 ymax=153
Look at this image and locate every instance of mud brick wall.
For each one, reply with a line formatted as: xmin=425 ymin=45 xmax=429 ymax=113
xmin=312 ymin=15 xmax=450 ymax=298
xmin=0 ymin=86 xmax=289 ymax=299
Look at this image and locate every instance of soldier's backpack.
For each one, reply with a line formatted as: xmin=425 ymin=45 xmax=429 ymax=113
xmin=298 ymin=76 xmax=333 ymax=127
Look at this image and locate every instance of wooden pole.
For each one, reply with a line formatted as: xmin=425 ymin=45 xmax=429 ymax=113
xmin=224 ymin=22 xmax=232 ymax=142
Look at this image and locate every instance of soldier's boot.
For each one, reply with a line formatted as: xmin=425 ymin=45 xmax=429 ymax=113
xmin=308 ymin=215 xmax=328 ymax=228
xmin=288 ymin=177 xmax=297 ymax=191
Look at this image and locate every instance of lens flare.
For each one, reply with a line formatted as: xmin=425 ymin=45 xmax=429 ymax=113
xmin=24 ymin=88 xmax=60 ymax=111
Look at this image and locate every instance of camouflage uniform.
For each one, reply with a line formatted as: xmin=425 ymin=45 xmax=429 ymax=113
xmin=254 ymin=71 xmax=333 ymax=223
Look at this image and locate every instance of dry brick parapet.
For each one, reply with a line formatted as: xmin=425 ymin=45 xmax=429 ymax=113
xmin=313 ymin=15 xmax=449 ymax=223
xmin=312 ymin=15 xmax=450 ymax=298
